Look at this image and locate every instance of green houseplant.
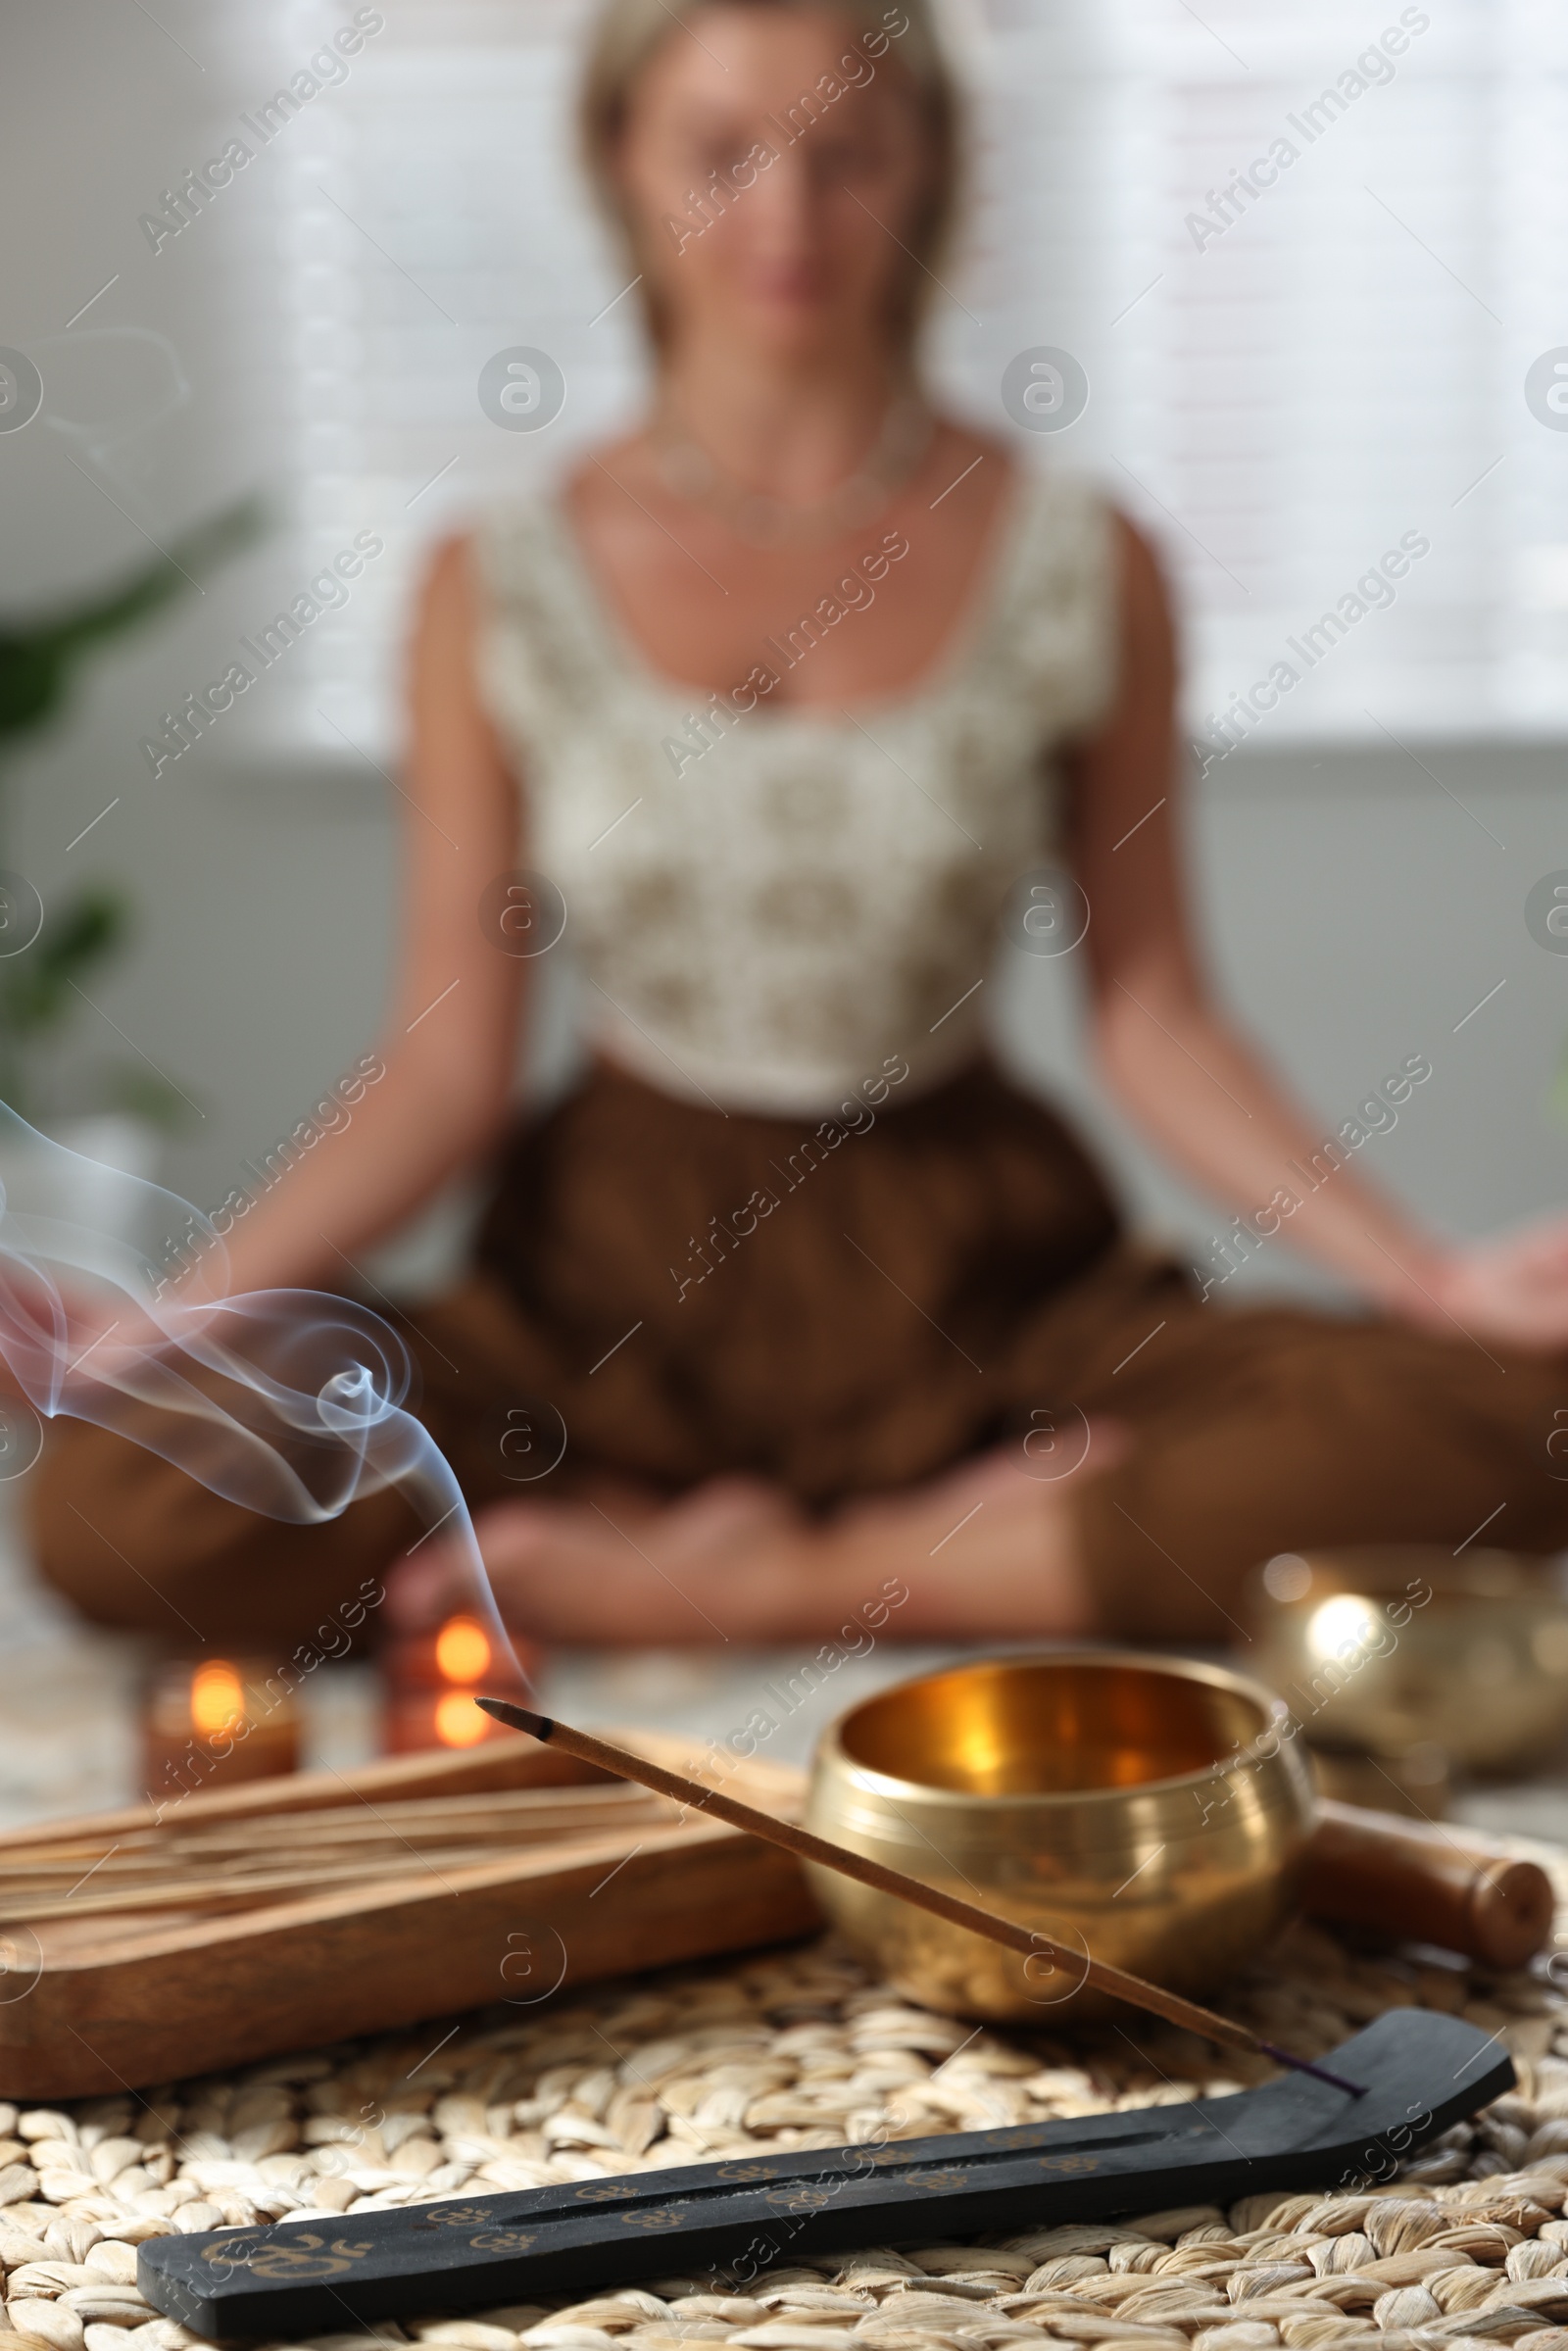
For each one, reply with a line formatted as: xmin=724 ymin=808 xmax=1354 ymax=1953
xmin=0 ymin=498 xmax=261 ymax=1129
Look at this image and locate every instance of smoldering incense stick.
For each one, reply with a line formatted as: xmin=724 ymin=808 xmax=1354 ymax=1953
xmin=477 ymin=1699 xmax=1364 ymax=2096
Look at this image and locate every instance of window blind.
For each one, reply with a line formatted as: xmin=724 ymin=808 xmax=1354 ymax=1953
xmin=247 ymin=0 xmax=1568 ymax=765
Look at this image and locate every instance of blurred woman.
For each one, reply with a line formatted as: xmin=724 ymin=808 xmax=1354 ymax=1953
xmin=36 ymin=0 xmax=1568 ymax=1650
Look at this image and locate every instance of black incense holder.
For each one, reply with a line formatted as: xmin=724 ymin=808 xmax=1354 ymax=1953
xmin=141 ymin=2009 xmax=1509 ymax=2339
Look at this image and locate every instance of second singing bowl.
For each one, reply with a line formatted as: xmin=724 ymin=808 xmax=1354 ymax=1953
xmin=1244 ymin=1547 xmax=1568 ymax=1776
xmin=805 ymin=1651 xmax=1314 ymax=2024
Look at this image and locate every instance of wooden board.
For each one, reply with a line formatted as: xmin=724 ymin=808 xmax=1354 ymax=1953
xmin=0 ymin=1732 xmax=821 ymax=2099
xmin=141 ymin=2006 xmax=1515 ymax=2339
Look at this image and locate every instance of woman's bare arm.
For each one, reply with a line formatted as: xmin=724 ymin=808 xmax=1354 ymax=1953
xmin=213 ymin=537 xmax=527 ymax=1298
xmin=1066 ymin=516 xmax=1449 ymax=1315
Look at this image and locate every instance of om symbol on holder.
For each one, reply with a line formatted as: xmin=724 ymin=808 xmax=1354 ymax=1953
xmin=200 ymin=2235 xmax=263 ymax=2273
xmin=764 ymin=2184 xmax=831 ymax=2214
xmin=212 ymin=2232 xmax=374 ymax=2281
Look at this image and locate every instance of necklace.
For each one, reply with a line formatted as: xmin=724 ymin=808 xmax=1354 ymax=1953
xmin=651 ymin=392 xmax=935 ymax=547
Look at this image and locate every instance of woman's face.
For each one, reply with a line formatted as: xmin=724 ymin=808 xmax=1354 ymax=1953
xmin=614 ymin=5 xmax=931 ymax=367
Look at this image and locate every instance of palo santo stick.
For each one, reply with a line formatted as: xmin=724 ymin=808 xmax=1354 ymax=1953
xmin=478 ymin=1698 xmax=1366 ymax=2098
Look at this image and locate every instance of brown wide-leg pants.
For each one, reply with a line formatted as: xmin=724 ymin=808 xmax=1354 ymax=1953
xmin=32 ymin=1060 xmax=1568 ymax=1648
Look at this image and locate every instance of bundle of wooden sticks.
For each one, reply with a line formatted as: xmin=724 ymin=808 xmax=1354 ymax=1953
xmin=0 ymin=1732 xmax=818 ymax=2100
xmin=1 ymin=1741 xmax=1551 ymax=1980
xmin=0 ymin=1778 xmax=684 ymax=1926
xmin=0 ymin=1717 xmax=1556 ymax=2109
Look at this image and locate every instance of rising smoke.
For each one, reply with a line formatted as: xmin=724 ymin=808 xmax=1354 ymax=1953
xmin=0 ymin=1104 xmax=522 ymax=1681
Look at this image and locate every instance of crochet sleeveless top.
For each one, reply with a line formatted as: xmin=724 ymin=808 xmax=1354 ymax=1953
xmin=475 ymin=466 xmax=1120 ymax=1118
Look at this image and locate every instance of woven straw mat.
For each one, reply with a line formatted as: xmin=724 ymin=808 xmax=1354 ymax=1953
xmin=7 ymin=1903 xmax=1568 ymax=2351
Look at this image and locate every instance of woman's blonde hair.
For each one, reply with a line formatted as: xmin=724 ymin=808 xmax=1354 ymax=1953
xmin=578 ymin=0 xmax=966 ymax=365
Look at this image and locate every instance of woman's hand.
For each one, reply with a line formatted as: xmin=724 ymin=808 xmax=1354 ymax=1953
xmin=1069 ymin=524 xmax=1568 ymax=1335
xmin=1412 ymin=1217 xmax=1568 ymax=1353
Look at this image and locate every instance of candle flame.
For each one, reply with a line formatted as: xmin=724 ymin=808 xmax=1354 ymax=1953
xmin=435 ymin=1614 xmax=491 ymax=1684
xmin=434 ymin=1690 xmax=489 ymax=1746
xmin=190 ymin=1659 xmax=246 ymax=1739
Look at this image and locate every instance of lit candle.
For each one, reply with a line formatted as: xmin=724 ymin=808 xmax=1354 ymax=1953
xmin=142 ymin=1655 xmax=301 ymax=1801
xmin=384 ymin=1613 xmax=535 ymax=1753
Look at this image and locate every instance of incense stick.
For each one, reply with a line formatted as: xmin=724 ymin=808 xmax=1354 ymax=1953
xmin=0 ymin=1831 xmax=690 ymax=1925
xmin=0 ymin=1787 xmax=671 ymax=1877
xmin=477 ymin=1698 xmax=1365 ymax=2098
xmin=0 ymin=1792 xmax=684 ymax=1925
xmin=0 ymin=1780 xmax=687 ymax=1930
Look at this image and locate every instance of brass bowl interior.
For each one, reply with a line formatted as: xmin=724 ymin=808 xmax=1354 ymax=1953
xmin=837 ymin=1655 xmax=1269 ymax=1799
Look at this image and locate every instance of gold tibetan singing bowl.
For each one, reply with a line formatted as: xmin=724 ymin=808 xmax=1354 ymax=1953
xmin=805 ymin=1651 xmax=1314 ymax=2025
xmin=1245 ymin=1546 xmax=1568 ymax=1776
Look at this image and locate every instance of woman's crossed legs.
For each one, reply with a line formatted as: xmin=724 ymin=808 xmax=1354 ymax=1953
xmin=33 ymin=1267 xmax=1568 ymax=1656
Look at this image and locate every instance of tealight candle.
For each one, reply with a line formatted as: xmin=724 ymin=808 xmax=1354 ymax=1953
xmin=142 ymin=1655 xmax=300 ymax=1802
xmin=383 ymin=1612 xmax=535 ymax=1752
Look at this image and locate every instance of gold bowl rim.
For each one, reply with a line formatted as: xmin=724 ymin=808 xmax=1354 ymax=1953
xmin=814 ymin=1647 xmax=1295 ymax=1813
xmin=1246 ymin=1544 xmax=1565 ymax=1609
